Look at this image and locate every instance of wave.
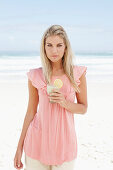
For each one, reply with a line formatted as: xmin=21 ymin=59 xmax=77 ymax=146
xmin=0 ymin=54 xmax=113 ymax=82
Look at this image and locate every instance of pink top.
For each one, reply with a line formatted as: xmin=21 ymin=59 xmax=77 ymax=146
xmin=23 ymin=65 xmax=87 ymax=165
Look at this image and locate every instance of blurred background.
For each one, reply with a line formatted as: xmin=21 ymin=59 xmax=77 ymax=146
xmin=0 ymin=0 xmax=113 ymax=169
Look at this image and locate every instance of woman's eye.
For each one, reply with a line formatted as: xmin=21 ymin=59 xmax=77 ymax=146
xmin=47 ymin=45 xmax=62 ymax=47
xmin=57 ymin=45 xmax=62 ymax=47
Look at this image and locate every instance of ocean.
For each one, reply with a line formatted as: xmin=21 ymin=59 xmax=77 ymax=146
xmin=0 ymin=51 xmax=113 ymax=83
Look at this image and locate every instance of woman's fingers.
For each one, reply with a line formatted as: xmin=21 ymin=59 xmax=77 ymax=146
xmin=14 ymin=160 xmax=23 ymax=169
xmin=14 ymin=154 xmax=23 ymax=169
xmin=17 ymin=162 xmax=23 ymax=169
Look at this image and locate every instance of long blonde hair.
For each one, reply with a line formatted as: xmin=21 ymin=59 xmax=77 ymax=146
xmin=40 ymin=24 xmax=80 ymax=93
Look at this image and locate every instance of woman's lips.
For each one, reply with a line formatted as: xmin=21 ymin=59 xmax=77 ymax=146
xmin=52 ymin=55 xmax=58 ymax=58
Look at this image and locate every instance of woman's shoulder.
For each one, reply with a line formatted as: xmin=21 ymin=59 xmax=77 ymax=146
xmin=73 ymin=64 xmax=87 ymax=74
xmin=73 ymin=64 xmax=87 ymax=83
xmin=28 ymin=67 xmax=43 ymax=76
xmin=27 ymin=67 xmax=43 ymax=79
xmin=26 ymin=67 xmax=44 ymax=89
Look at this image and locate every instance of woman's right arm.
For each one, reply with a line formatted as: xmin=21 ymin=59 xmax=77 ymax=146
xmin=14 ymin=79 xmax=39 ymax=169
xmin=17 ymin=79 xmax=39 ymax=150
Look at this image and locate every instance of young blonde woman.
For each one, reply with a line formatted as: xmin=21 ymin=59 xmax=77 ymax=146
xmin=14 ymin=24 xmax=88 ymax=170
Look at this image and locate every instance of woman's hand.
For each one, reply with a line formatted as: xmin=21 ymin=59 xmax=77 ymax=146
xmin=14 ymin=148 xmax=23 ymax=169
xmin=48 ymin=89 xmax=68 ymax=108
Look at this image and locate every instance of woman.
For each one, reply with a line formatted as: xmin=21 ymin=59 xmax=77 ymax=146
xmin=14 ymin=24 xmax=88 ymax=170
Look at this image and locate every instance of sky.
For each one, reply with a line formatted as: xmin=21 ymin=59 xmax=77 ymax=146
xmin=0 ymin=0 xmax=113 ymax=53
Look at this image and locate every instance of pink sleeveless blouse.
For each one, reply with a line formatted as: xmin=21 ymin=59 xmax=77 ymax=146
xmin=23 ymin=65 xmax=87 ymax=165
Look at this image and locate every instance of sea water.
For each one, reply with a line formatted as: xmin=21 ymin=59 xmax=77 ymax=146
xmin=0 ymin=51 xmax=113 ymax=83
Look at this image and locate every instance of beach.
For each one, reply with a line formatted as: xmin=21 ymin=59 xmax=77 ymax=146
xmin=0 ymin=0 xmax=113 ymax=167
xmin=0 ymin=78 xmax=113 ymax=170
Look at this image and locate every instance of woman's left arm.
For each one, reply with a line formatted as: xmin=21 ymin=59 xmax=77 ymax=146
xmin=65 ymin=72 xmax=88 ymax=114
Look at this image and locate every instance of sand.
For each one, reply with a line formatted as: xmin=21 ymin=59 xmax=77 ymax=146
xmin=0 ymin=79 xmax=113 ymax=170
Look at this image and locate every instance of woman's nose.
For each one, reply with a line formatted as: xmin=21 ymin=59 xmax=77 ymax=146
xmin=52 ymin=47 xmax=58 ymax=53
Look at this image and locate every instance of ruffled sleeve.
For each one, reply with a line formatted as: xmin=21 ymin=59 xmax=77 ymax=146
xmin=78 ymin=65 xmax=87 ymax=78
xmin=27 ymin=68 xmax=48 ymax=95
xmin=27 ymin=68 xmax=39 ymax=88
xmin=74 ymin=65 xmax=87 ymax=86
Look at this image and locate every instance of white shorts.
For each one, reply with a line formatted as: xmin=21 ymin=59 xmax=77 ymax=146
xmin=24 ymin=154 xmax=75 ymax=170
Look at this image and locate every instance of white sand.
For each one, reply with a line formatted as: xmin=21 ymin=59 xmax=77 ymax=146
xmin=0 ymin=80 xmax=113 ymax=170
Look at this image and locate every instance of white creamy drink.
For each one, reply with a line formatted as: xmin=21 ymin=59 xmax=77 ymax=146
xmin=47 ymin=84 xmax=59 ymax=103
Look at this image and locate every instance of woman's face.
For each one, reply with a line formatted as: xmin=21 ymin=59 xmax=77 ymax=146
xmin=45 ymin=35 xmax=66 ymax=63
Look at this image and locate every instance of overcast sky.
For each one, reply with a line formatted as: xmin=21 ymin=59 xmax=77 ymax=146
xmin=0 ymin=0 xmax=113 ymax=52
